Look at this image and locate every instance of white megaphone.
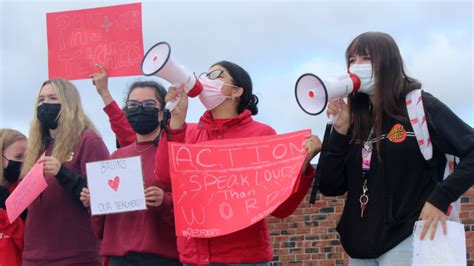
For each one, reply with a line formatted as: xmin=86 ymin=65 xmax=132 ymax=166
xmin=295 ymin=72 xmax=361 ymax=116
xmin=141 ymin=41 xmax=203 ymax=111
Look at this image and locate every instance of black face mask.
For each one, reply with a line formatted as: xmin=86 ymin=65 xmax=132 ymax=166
xmin=3 ymin=158 xmax=21 ymax=183
xmin=37 ymin=103 xmax=61 ymax=129
xmin=0 ymin=185 xmax=9 ymax=209
xmin=126 ymin=106 xmax=160 ymax=135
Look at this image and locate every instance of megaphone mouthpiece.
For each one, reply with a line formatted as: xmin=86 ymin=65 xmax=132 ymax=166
xmin=348 ymin=72 xmax=361 ymax=93
xmin=183 ymin=73 xmax=203 ymax=97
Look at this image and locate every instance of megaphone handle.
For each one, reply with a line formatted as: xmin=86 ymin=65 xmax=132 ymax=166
xmin=165 ymin=94 xmax=180 ymax=112
xmin=327 ymin=105 xmax=341 ymax=124
xmin=328 ymin=113 xmax=341 ymax=125
xmin=328 ymin=111 xmax=342 ymax=134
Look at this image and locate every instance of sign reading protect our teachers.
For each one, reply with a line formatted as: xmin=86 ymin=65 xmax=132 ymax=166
xmin=46 ymin=3 xmax=143 ymax=80
xmin=86 ymin=156 xmax=146 ymax=215
xmin=168 ymin=130 xmax=310 ymax=238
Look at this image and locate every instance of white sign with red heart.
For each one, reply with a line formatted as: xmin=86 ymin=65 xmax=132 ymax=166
xmin=86 ymin=156 xmax=146 ymax=215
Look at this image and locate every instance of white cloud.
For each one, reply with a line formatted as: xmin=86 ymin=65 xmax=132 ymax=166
xmin=1 ymin=1 xmax=472 ymax=153
xmin=403 ymin=31 xmax=473 ymax=125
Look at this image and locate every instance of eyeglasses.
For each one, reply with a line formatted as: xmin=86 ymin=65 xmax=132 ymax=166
xmin=199 ymin=70 xmax=225 ymax=80
xmin=126 ymin=100 xmax=160 ymax=111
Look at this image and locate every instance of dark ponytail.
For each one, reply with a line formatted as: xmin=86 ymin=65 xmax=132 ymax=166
xmin=211 ymin=60 xmax=259 ymax=115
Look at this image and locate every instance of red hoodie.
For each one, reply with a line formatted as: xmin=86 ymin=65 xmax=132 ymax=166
xmin=92 ymin=139 xmax=178 ymax=259
xmin=103 ymin=101 xmax=136 ymax=147
xmin=100 ymin=102 xmax=180 ymax=260
xmin=0 ymin=208 xmax=24 ymax=266
xmin=0 ymin=182 xmax=24 ymax=266
xmin=157 ymin=110 xmax=315 ymax=264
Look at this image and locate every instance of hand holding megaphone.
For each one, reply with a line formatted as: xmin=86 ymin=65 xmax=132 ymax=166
xmin=165 ymin=85 xmax=188 ymax=130
xmin=327 ymin=98 xmax=350 ymax=135
xmin=326 ymin=101 xmax=339 ymax=124
xmin=163 ymin=79 xmax=193 ymax=111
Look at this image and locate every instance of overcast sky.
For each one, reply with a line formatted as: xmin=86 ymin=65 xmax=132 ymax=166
xmin=1 ymin=0 xmax=472 ymax=156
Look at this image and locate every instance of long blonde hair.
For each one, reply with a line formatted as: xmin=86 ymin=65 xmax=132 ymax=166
xmin=0 ymin=129 xmax=27 ymax=184
xmin=22 ymin=79 xmax=98 ymax=176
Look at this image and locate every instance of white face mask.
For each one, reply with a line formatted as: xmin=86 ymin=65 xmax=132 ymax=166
xmin=349 ymin=63 xmax=375 ymax=95
xmin=198 ymin=77 xmax=232 ymax=110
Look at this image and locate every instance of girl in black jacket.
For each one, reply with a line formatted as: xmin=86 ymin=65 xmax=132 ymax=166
xmin=318 ymin=31 xmax=474 ymax=265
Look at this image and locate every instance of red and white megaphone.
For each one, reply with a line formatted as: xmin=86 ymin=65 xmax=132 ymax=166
xmin=295 ymin=72 xmax=361 ymax=116
xmin=141 ymin=41 xmax=203 ymax=111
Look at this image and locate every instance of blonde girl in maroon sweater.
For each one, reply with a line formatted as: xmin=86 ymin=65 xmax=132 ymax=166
xmin=21 ymin=79 xmax=109 ymax=266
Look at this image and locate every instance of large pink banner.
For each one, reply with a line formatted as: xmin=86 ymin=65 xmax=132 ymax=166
xmin=168 ymin=130 xmax=310 ymax=238
xmin=6 ymin=162 xmax=48 ymax=223
xmin=46 ymin=3 xmax=143 ymax=80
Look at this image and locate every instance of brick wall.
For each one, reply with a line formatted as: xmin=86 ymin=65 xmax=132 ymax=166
xmin=267 ymin=187 xmax=474 ymax=266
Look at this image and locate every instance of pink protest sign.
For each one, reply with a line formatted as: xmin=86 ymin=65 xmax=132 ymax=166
xmin=168 ymin=129 xmax=310 ymax=238
xmin=46 ymin=3 xmax=143 ymax=80
xmin=6 ymin=162 xmax=48 ymax=223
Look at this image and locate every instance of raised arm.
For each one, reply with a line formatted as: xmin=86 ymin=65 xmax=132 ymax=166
xmin=90 ymin=64 xmax=136 ymax=147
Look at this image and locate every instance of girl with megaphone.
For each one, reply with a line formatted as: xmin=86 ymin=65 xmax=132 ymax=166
xmin=317 ymin=31 xmax=474 ymax=265
xmin=159 ymin=60 xmax=321 ymax=265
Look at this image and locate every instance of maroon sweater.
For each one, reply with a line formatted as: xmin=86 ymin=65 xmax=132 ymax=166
xmin=92 ymin=139 xmax=178 ymax=259
xmin=23 ymin=130 xmax=109 ymax=266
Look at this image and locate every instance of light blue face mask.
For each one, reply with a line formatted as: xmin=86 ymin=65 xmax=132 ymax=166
xmin=349 ymin=64 xmax=375 ymax=95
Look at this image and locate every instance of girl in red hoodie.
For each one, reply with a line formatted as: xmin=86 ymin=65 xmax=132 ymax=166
xmin=0 ymin=128 xmax=27 ymax=266
xmin=80 ymin=81 xmax=181 ymax=266
xmin=160 ymin=61 xmax=321 ymax=265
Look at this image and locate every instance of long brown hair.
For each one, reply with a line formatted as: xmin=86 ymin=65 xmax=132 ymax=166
xmin=22 ymin=79 xmax=98 ymax=176
xmin=346 ymin=32 xmax=421 ymax=149
xmin=0 ymin=129 xmax=26 ymax=185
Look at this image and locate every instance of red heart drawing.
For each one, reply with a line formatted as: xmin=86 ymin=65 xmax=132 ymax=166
xmin=108 ymin=176 xmax=120 ymax=192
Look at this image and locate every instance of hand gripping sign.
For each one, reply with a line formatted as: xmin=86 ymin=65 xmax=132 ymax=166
xmin=46 ymin=3 xmax=143 ymax=80
xmin=168 ymin=130 xmax=310 ymax=238
xmin=6 ymin=160 xmax=47 ymax=223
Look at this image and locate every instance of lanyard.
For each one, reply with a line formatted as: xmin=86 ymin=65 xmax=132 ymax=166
xmin=360 ymin=131 xmax=373 ymax=218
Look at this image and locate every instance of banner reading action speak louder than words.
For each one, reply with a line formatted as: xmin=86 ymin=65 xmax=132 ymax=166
xmin=168 ymin=129 xmax=310 ymax=238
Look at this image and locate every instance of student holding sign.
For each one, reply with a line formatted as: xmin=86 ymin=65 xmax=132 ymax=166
xmin=80 ymin=81 xmax=181 ymax=265
xmin=21 ymin=79 xmax=109 ymax=266
xmin=0 ymin=128 xmax=27 ymax=266
xmin=317 ymin=32 xmax=474 ymax=265
xmin=161 ymin=61 xmax=321 ymax=265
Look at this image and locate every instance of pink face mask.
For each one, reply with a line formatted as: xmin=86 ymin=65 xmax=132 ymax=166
xmin=198 ymin=76 xmax=233 ymax=110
